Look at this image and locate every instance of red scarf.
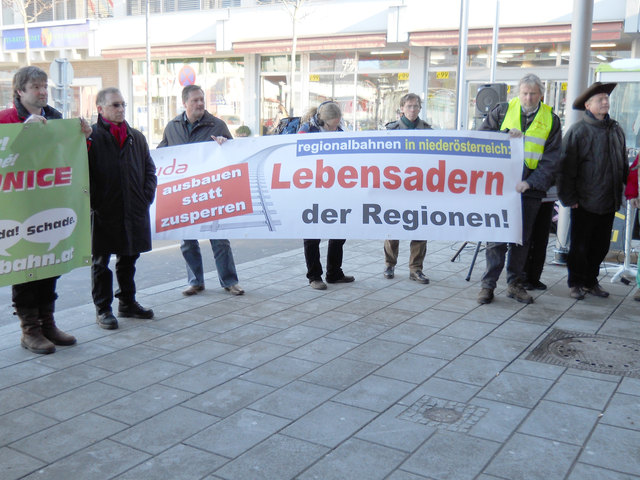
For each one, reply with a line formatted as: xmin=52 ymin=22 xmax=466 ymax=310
xmin=102 ymin=117 xmax=127 ymax=148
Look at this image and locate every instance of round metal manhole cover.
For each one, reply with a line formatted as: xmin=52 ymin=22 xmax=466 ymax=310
xmin=547 ymin=336 xmax=640 ymax=375
xmin=422 ymin=407 xmax=462 ymax=424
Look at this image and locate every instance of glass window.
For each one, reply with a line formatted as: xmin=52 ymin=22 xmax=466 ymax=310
xmin=309 ymin=52 xmax=356 ymax=73
xmin=260 ymin=55 xmax=301 ymax=133
xmin=306 ymin=72 xmax=356 ymax=130
xmin=178 ymin=0 xmax=200 ymax=11
xmin=131 ymin=58 xmax=244 ymax=145
xmin=0 ymin=71 xmax=13 ymax=110
xmin=609 ymin=82 xmax=640 ymax=153
xmin=427 ymin=70 xmax=457 ymax=129
xmin=430 ymin=48 xmax=457 ymax=67
xmin=261 ymin=55 xmax=300 ymax=73
xmin=204 ymin=58 xmax=245 ymax=130
xmin=357 ymin=52 xmax=408 ymax=72
xmin=88 ymin=0 xmax=113 ymax=18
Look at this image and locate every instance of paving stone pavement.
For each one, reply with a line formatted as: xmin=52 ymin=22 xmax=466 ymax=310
xmin=1 ymin=239 xmax=640 ymax=480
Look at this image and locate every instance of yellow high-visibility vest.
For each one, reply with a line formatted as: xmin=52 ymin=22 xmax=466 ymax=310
xmin=500 ymin=97 xmax=553 ymax=170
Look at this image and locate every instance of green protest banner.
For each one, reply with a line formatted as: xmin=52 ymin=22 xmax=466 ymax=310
xmin=0 ymin=119 xmax=90 ymax=287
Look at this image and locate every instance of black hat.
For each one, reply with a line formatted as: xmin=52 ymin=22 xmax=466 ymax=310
xmin=572 ymin=82 xmax=617 ymax=110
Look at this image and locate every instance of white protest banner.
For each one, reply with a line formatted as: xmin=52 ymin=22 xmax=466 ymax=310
xmin=150 ymin=130 xmax=523 ymax=243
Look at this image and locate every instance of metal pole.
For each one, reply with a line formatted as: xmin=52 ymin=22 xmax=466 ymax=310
xmin=61 ymin=60 xmax=68 ymax=119
xmin=146 ymin=0 xmax=152 ymax=144
xmin=554 ymin=0 xmax=594 ymax=264
xmin=455 ymin=0 xmax=470 ymax=130
xmin=353 ymin=51 xmax=358 ymax=131
xmin=489 ymin=0 xmax=499 ymax=83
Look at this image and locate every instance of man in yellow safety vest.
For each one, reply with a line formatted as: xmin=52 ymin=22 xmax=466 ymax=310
xmin=477 ymin=74 xmax=562 ymax=305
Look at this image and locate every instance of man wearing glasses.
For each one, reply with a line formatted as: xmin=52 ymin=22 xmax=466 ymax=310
xmin=88 ymin=88 xmax=157 ymax=330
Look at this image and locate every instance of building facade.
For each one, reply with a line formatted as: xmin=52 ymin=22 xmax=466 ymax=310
xmin=1 ymin=0 xmax=639 ymax=145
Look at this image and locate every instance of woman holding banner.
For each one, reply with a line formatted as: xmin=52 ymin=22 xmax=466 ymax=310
xmin=298 ymin=101 xmax=355 ymax=290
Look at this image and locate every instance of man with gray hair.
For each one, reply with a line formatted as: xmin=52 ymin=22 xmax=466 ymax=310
xmin=88 ymin=87 xmax=157 ymax=330
xmin=477 ymin=74 xmax=561 ymax=305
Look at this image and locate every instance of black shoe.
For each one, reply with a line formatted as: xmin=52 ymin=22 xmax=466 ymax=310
xmin=326 ymin=275 xmax=355 ymax=284
xmin=585 ymin=283 xmax=609 ymax=298
xmin=523 ymin=280 xmax=547 ymax=291
xmin=570 ymin=286 xmax=585 ymax=300
xmin=118 ymin=301 xmax=154 ymax=319
xmin=96 ymin=311 xmax=119 ymax=330
xmin=383 ymin=266 xmax=394 ymax=279
xmin=477 ymin=288 xmax=494 ymax=304
xmin=409 ymin=271 xmax=430 ymax=284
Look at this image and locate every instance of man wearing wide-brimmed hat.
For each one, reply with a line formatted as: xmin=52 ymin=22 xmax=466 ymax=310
xmin=558 ymin=82 xmax=628 ymax=300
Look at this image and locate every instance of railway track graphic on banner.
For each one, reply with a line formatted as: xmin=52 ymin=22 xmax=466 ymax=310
xmin=195 ymin=142 xmax=289 ymax=234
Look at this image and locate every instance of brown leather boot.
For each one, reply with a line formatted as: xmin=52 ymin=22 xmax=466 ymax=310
xmin=17 ymin=308 xmax=56 ymax=354
xmin=40 ymin=302 xmax=77 ymax=346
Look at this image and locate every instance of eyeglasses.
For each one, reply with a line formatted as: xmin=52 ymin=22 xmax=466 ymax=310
xmin=107 ymin=102 xmax=126 ymax=109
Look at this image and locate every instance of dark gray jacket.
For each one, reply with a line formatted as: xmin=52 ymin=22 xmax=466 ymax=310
xmin=558 ymin=111 xmax=628 ymax=214
xmin=480 ymin=101 xmax=562 ymax=199
xmin=385 ymin=116 xmax=432 ymax=130
xmin=158 ymin=111 xmax=232 ymax=147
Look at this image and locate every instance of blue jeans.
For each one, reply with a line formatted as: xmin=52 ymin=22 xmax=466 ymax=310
xmin=181 ymin=239 xmax=239 ymax=288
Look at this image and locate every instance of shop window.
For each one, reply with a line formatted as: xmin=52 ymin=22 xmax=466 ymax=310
xmin=427 ymin=69 xmax=456 ymax=130
xmin=309 ymin=52 xmax=358 ymax=74
xmin=303 ymin=52 xmax=409 ymax=132
xmin=429 ymin=48 xmax=457 ymax=67
xmin=354 ymin=72 xmax=409 ymax=130
xmin=261 ymin=55 xmax=300 ymax=73
xmin=131 ymin=57 xmax=244 ymax=145
xmin=358 ymin=53 xmax=408 ymax=71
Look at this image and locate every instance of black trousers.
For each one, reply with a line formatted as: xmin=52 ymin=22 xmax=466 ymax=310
xmin=481 ymin=196 xmax=541 ymax=289
xmin=12 ymin=277 xmax=59 ymax=309
xmin=567 ymin=207 xmax=614 ymax=288
xmin=92 ymin=254 xmax=139 ymax=313
xmin=524 ymin=201 xmax=555 ymax=283
xmin=303 ymin=239 xmax=346 ymax=282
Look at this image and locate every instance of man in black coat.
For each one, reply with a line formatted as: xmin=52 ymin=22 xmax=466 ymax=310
xmin=558 ymin=82 xmax=627 ymax=300
xmin=88 ymin=87 xmax=157 ymax=329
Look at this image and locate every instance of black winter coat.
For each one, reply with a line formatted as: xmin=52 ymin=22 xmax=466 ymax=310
xmin=558 ymin=111 xmax=628 ymax=215
xmin=88 ymin=115 xmax=157 ymax=255
xmin=157 ymin=111 xmax=232 ymax=147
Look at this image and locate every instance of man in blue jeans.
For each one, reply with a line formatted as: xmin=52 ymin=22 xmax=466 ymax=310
xmin=158 ymin=85 xmax=244 ymax=296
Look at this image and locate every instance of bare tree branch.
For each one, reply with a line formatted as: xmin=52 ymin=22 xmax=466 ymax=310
xmin=280 ymin=0 xmax=306 ymax=115
xmin=1 ymin=0 xmax=60 ymax=65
